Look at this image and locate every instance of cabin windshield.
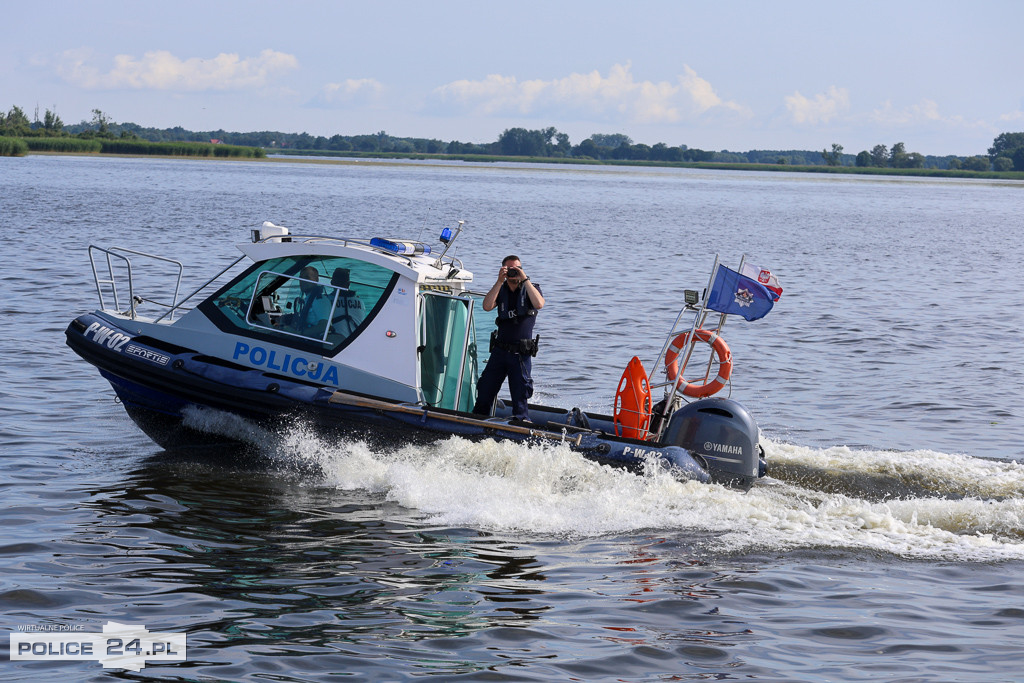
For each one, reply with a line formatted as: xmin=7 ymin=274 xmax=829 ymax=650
xmin=203 ymin=255 xmax=397 ymax=352
xmin=420 ymin=292 xmax=495 ymax=412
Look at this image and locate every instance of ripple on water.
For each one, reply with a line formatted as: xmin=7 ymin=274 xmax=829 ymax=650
xmin=3 ymin=157 xmax=1024 ymax=681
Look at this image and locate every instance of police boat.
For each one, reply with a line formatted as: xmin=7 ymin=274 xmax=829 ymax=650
xmin=65 ymin=221 xmax=768 ymax=488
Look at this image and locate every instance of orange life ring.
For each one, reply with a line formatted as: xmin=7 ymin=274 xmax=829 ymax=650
xmin=664 ymin=329 xmax=732 ymax=398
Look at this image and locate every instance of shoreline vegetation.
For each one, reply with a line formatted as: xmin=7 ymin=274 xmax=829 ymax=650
xmin=5 ymin=136 xmax=1022 ymax=180
xmin=261 ymin=148 xmax=1024 ymax=180
xmin=1 ymin=136 xmax=264 ymax=158
xmin=3 ymin=105 xmax=1023 ymax=180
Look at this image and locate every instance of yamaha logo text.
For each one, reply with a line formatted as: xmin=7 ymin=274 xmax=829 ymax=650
xmin=704 ymin=441 xmax=744 ymax=455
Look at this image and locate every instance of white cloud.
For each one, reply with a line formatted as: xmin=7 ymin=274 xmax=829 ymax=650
xmin=680 ymin=65 xmax=728 ymax=113
xmin=998 ymin=110 xmax=1024 ymax=123
xmin=871 ymin=99 xmax=989 ymax=130
xmin=870 ymin=99 xmax=940 ymax=125
xmin=55 ymin=48 xmax=298 ymax=91
xmin=784 ymin=86 xmax=849 ymax=125
xmin=310 ymin=78 xmax=385 ymax=107
xmin=432 ymin=63 xmax=749 ymax=124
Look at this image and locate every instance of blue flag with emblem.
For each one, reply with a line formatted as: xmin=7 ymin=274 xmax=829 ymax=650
xmin=706 ymin=265 xmax=775 ymax=321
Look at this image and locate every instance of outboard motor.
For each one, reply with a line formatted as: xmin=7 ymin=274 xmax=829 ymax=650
xmin=662 ymin=398 xmax=765 ymax=488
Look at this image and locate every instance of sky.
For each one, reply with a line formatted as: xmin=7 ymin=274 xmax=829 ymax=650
xmin=3 ymin=0 xmax=1022 ymax=156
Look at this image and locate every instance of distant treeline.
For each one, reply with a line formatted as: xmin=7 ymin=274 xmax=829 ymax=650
xmin=3 ymin=104 xmax=1023 ymax=172
xmin=0 ymin=106 xmax=264 ymax=158
xmin=66 ymin=121 xmax=980 ymax=170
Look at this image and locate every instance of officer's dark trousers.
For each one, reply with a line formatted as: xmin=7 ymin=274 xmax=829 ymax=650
xmin=472 ymin=347 xmax=533 ymax=421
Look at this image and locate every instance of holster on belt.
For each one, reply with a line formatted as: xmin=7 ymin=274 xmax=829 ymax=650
xmin=490 ymin=330 xmax=540 ymax=357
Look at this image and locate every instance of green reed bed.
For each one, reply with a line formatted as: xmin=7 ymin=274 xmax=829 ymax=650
xmin=99 ymin=140 xmax=265 ymax=158
xmin=15 ymin=137 xmax=263 ymax=158
xmin=0 ymin=136 xmax=29 ymax=156
xmin=24 ymin=137 xmax=103 ymax=153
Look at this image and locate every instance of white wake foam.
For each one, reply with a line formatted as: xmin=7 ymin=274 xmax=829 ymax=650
xmin=259 ymin=424 xmax=1024 ymax=562
xmin=175 ymin=408 xmax=1024 ymax=561
xmin=181 ymin=404 xmax=277 ymax=444
xmin=768 ymin=440 xmax=1024 ymax=499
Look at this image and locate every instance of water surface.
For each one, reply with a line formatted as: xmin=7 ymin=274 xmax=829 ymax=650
xmin=1 ymin=155 xmax=1022 ymax=681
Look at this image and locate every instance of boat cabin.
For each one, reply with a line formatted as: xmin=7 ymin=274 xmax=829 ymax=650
xmin=93 ymin=223 xmax=496 ymax=414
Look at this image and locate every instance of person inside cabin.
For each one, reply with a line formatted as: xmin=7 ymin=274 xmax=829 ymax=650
xmin=287 ymin=265 xmax=332 ymax=337
xmin=330 ymin=267 xmax=365 ymax=337
xmin=472 ymin=255 xmax=545 ymax=422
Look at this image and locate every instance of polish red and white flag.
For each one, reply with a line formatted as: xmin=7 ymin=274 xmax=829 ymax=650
xmin=740 ymin=263 xmax=782 ymax=301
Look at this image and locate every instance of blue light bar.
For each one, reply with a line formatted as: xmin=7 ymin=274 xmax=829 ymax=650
xmin=370 ymin=238 xmax=431 ymax=256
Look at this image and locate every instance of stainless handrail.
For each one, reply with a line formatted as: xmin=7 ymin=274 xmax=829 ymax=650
xmin=88 ymin=229 xmax=462 ymax=323
xmin=88 ymin=246 xmax=133 ymax=316
xmin=88 ymin=246 xmax=184 ymax=321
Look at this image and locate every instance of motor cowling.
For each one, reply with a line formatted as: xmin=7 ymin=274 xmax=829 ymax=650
xmin=662 ymin=398 xmax=764 ymax=487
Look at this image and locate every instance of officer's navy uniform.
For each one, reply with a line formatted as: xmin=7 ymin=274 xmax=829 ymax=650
xmin=472 ymin=281 xmax=542 ymax=421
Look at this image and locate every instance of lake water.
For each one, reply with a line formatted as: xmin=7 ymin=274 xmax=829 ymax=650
xmin=1 ymin=154 xmax=1023 ymax=681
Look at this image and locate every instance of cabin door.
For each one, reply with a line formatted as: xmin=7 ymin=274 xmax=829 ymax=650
xmin=419 ymin=292 xmax=492 ymax=412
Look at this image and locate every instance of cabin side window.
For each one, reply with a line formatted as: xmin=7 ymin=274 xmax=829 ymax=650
xmin=204 ymin=255 xmax=396 ymax=352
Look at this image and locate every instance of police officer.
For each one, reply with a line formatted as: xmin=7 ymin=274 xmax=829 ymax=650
xmin=292 ymin=266 xmax=332 ymax=336
xmin=472 ymin=255 xmax=545 ymax=421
